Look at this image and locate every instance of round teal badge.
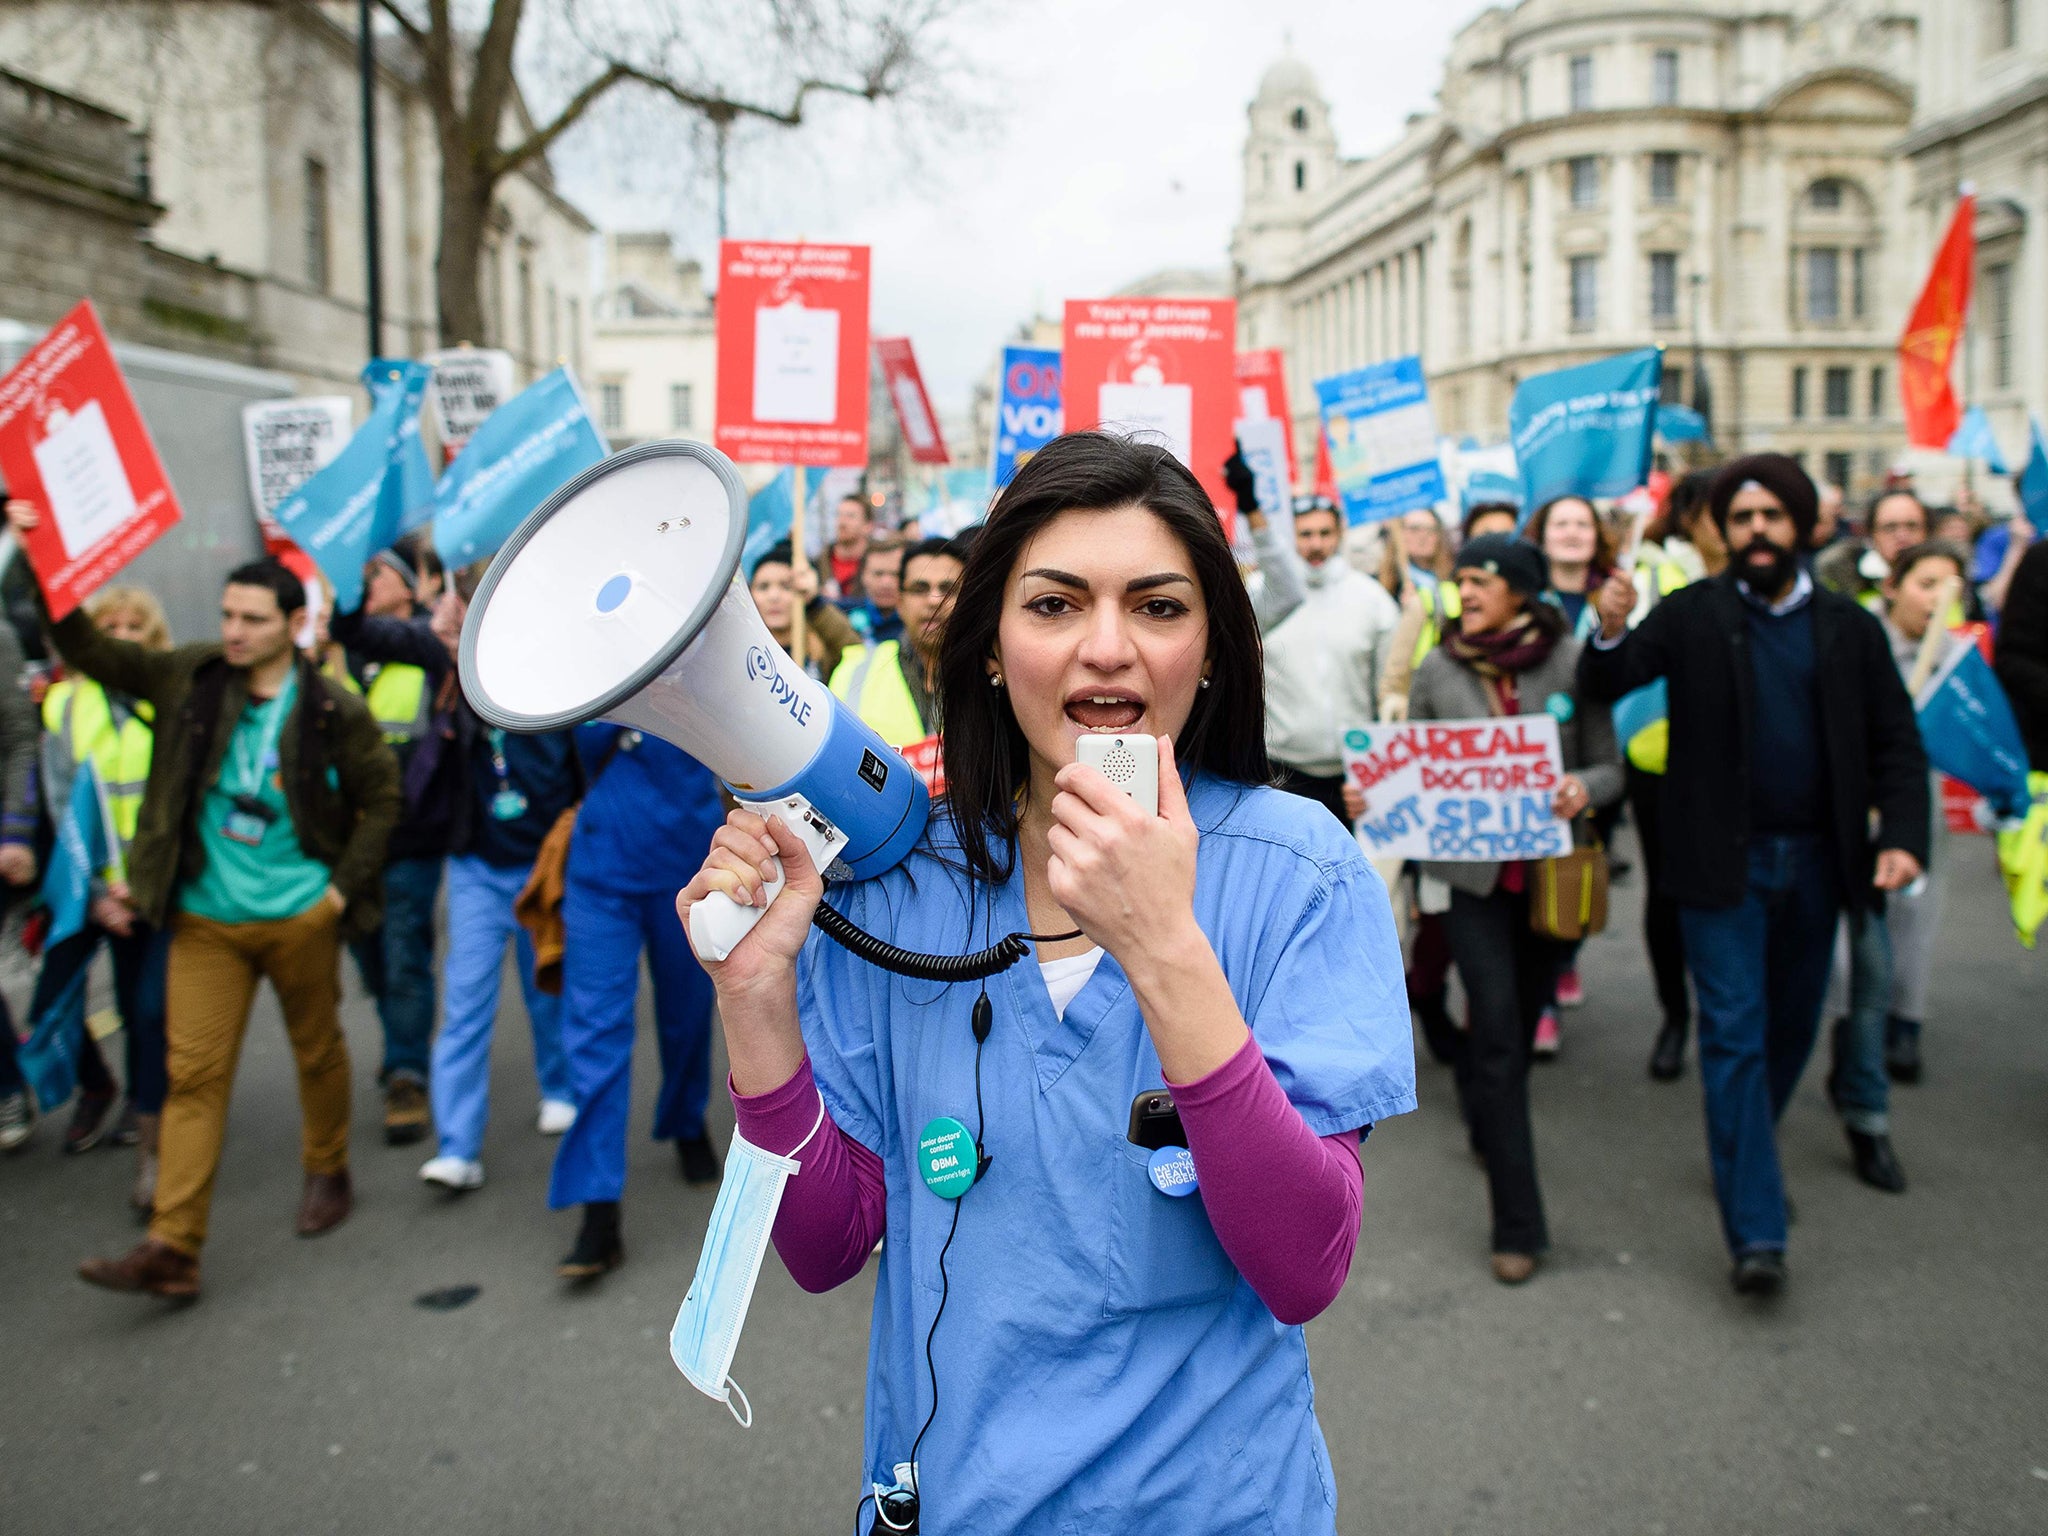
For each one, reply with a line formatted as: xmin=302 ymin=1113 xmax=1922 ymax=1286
xmin=1544 ymin=691 xmax=1575 ymax=723
xmin=1147 ymin=1145 xmax=1199 ymax=1198
xmin=1344 ymin=729 xmax=1371 ymax=753
xmin=918 ymin=1116 xmax=978 ymax=1200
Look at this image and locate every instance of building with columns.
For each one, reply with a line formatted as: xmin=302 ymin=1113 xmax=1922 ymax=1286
xmin=1901 ymin=0 xmax=2048 ymax=465
xmin=1233 ymin=0 xmax=1922 ymax=500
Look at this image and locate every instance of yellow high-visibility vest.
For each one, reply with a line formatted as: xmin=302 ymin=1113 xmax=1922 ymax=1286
xmin=1413 ymin=580 xmax=1462 ymax=668
xmin=828 ymin=641 xmax=928 ymax=749
xmin=42 ymin=677 xmax=153 ymax=849
xmin=363 ymin=661 xmax=430 ymax=746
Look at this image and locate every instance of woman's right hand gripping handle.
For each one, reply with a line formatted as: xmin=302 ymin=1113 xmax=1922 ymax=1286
xmin=677 ymin=808 xmax=825 ymax=1095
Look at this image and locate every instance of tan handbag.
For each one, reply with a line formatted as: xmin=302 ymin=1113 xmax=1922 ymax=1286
xmin=1529 ymin=820 xmax=1609 ymax=941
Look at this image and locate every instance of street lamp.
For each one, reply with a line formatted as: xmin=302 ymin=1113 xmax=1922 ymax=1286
xmin=359 ymin=0 xmax=382 ymax=360
xmin=1688 ymin=269 xmax=1711 ymax=440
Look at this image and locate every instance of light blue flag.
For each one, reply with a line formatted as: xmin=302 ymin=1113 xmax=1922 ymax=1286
xmin=274 ymin=360 xmax=433 ymax=611
xmin=20 ymin=761 xmax=111 ymax=1109
xmin=1655 ymin=402 xmax=1712 ymax=443
xmin=993 ymin=347 xmax=1062 ymax=489
xmin=1510 ymin=348 xmax=1664 ymax=517
xmin=1946 ymin=406 xmax=2010 ymax=474
xmin=1461 ymin=470 xmax=1523 ymax=514
xmin=742 ymin=469 xmax=796 ymax=579
xmin=2019 ymin=417 xmax=2048 ymax=528
xmin=1916 ymin=644 xmax=2032 ymax=819
xmin=1314 ymin=357 xmax=1447 ymax=526
xmin=432 ymin=368 xmax=608 ymax=567
xmin=365 ymin=359 xmax=439 ymax=536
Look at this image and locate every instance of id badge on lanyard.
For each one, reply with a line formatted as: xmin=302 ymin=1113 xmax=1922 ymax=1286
xmin=222 ymin=679 xmax=293 ymax=846
xmin=487 ymin=729 xmax=528 ymax=821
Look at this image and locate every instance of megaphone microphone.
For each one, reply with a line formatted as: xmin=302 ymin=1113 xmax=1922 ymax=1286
xmin=458 ymin=441 xmax=925 ymax=962
xmin=459 ymin=441 xmax=1054 ymax=982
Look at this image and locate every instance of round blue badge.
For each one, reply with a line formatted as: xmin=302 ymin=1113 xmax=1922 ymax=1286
xmin=1545 ymin=691 xmax=1575 ymax=723
xmin=1344 ymin=729 xmax=1372 ymax=753
xmin=918 ymin=1116 xmax=978 ymax=1200
xmin=1147 ymin=1145 xmax=1199 ymax=1198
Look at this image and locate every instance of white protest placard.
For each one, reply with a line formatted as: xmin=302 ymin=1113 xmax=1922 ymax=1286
xmin=1232 ymin=415 xmax=1291 ymax=516
xmin=242 ymin=397 xmax=353 ymax=520
xmin=1341 ymin=715 xmax=1569 ymax=862
xmin=754 ymin=303 xmax=840 ymax=425
xmin=424 ymin=348 xmax=515 ymax=454
xmin=1099 ymin=380 xmax=1192 ymax=465
xmin=34 ymin=400 xmax=139 ymax=559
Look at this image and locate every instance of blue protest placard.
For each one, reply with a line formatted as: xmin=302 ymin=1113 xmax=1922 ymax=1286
xmin=993 ymin=347 xmax=1061 ymax=490
xmin=1313 ymin=357 xmax=1445 ymax=526
xmin=273 ymin=360 xmax=433 ymax=611
xmin=2018 ymin=417 xmax=2048 ymax=529
xmin=1655 ymin=402 xmax=1711 ymax=443
xmin=1915 ymin=643 xmax=2031 ymax=819
xmin=432 ymin=368 xmax=608 ymax=567
xmin=365 ymin=359 xmax=439 ymax=535
xmin=1510 ymin=348 xmax=1663 ymax=515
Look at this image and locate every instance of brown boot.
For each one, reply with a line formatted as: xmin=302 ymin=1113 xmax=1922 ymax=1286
xmin=296 ymin=1168 xmax=353 ymax=1237
xmin=130 ymin=1113 xmax=160 ymax=1219
xmin=79 ymin=1238 xmax=199 ymax=1299
xmin=382 ymin=1077 xmax=430 ymax=1146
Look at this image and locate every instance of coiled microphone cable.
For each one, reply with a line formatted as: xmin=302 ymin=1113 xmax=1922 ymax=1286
xmin=810 ymin=901 xmax=1081 ymax=982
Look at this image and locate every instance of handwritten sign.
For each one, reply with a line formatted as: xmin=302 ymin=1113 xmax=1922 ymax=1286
xmin=1342 ymin=716 xmax=1567 ymax=862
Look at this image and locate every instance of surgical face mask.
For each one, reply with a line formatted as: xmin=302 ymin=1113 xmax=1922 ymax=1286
xmin=669 ymin=1100 xmax=824 ymax=1426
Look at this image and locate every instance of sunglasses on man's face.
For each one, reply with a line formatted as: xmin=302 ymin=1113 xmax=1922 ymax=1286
xmin=903 ymin=580 xmax=955 ymax=598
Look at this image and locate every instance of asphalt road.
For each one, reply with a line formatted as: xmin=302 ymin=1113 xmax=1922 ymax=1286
xmin=2 ymin=833 xmax=2045 ymax=1536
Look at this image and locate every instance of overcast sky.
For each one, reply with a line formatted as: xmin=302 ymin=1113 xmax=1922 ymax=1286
xmin=558 ymin=0 xmax=1489 ymax=433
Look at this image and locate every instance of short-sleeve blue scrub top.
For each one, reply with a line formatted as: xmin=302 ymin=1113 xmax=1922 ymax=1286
xmin=795 ymin=774 xmax=1418 ymax=1534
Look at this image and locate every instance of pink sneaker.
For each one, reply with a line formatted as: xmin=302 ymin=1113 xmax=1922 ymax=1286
xmin=1533 ymin=1008 xmax=1561 ymax=1058
xmin=1555 ymin=968 xmax=1584 ymax=1008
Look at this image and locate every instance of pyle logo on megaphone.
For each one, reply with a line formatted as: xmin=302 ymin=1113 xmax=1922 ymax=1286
xmin=746 ymin=642 xmax=815 ymax=727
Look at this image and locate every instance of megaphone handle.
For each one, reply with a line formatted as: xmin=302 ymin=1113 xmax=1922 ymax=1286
xmin=686 ymin=795 xmax=845 ymax=964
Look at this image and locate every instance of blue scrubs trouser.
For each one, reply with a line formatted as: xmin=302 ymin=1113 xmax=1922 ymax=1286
xmin=431 ymin=855 xmax=571 ymax=1163
xmin=1678 ymin=834 xmax=1840 ymax=1259
xmin=548 ymin=879 xmax=714 ymax=1208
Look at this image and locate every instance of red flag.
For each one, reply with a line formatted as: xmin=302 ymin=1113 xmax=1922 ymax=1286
xmin=1899 ymin=192 xmax=1974 ymax=449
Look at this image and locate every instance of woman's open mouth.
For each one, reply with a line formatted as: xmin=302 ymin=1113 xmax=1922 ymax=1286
xmin=1065 ymin=691 xmax=1145 ymax=731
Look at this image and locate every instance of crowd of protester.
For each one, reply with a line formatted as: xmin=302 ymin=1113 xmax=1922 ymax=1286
xmin=0 ymin=440 xmax=2040 ymax=1309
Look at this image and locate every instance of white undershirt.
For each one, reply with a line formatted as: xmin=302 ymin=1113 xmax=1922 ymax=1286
xmin=1038 ymin=947 xmax=1105 ymax=1020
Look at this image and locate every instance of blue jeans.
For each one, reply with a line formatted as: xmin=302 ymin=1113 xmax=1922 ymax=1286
xmin=1678 ymin=834 xmax=1841 ymax=1258
xmin=430 ymin=855 xmax=571 ymax=1163
xmin=29 ymin=921 xmax=170 ymax=1113
xmin=349 ymin=856 xmax=445 ymax=1084
xmin=1827 ymin=912 xmax=1893 ymax=1135
xmin=548 ymin=880 xmax=715 ymax=1208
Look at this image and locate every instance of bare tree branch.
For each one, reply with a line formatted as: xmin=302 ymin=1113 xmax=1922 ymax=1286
xmin=465 ymin=0 xmax=528 ymax=152
xmin=371 ymin=0 xmax=425 ymax=48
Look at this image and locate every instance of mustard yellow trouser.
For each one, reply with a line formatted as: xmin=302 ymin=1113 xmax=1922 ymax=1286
xmin=150 ymin=903 xmax=350 ymax=1255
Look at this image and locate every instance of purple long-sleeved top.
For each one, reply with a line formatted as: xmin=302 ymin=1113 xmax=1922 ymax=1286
xmin=731 ymin=1032 xmax=1364 ymax=1325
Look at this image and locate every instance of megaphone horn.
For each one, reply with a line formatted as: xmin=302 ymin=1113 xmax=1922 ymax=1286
xmin=458 ymin=440 xmax=929 ymax=961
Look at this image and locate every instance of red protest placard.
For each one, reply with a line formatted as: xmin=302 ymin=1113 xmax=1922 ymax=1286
xmin=1063 ymin=297 xmax=1237 ymax=524
xmin=1234 ymin=348 xmax=1296 ymax=489
xmin=715 ymin=241 xmax=870 ymax=468
xmin=0 ymin=300 xmax=182 ymax=620
xmin=874 ymin=337 xmax=949 ymax=466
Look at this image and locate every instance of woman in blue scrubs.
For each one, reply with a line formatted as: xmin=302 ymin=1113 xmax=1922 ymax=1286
xmin=681 ymin=432 xmax=1417 ymax=1533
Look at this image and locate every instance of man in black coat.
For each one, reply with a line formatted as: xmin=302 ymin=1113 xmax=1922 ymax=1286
xmin=1580 ymin=454 xmax=1928 ymax=1299
xmin=1993 ymin=537 xmax=2048 ymax=770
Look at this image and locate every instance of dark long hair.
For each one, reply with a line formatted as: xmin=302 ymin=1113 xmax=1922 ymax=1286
xmin=937 ymin=432 xmax=1270 ymax=886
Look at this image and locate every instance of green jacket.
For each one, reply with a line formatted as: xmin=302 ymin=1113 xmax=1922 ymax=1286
xmin=49 ymin=607 xmax=402 ymax=938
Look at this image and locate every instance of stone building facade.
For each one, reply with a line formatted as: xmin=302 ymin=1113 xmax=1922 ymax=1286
xmin=1233 ymin=0 xmax=1922 ymax=499
xmin=0 ymin=1 xmax=594 ymax=395
xmin=587 ymin=232 xmax=717 ymax=449
xmin=1901 ymin=0 xmax=2048 ymax=462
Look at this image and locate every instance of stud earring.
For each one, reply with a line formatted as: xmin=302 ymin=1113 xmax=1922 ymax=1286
xmin=1199 ymin=676 xmax=1211 ymax=689
xmin=990 ymin=673 xmax=1004 ymax=688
